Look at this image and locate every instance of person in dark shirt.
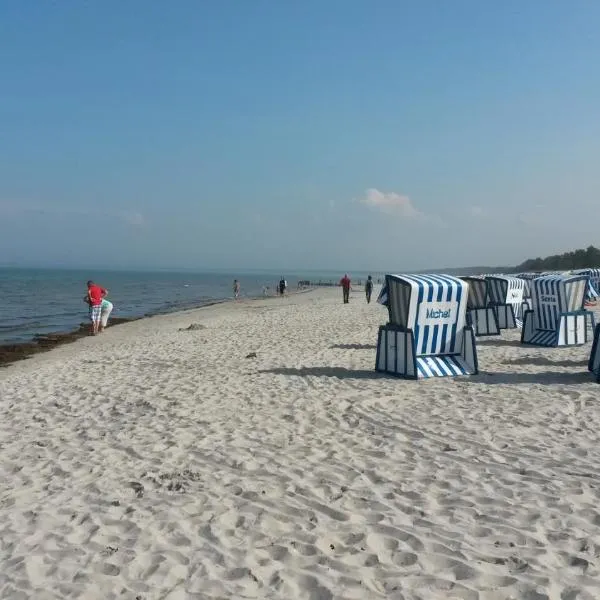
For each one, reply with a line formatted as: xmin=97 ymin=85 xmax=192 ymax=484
xmin=365 ymin=275 xmax=374 ymax=304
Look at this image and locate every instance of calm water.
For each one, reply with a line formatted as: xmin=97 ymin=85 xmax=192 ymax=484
xmin=0 ymin=268 xmax=344 ymax=344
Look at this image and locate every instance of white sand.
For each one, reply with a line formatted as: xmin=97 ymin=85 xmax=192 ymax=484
xmin=1 ymin=288 xmax=600 ymax=600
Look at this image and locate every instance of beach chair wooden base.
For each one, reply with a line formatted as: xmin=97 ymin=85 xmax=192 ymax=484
xmin=492 ymin=304 xmax=520 ymax=330
xmin=521 ymin=310 xmax=589 ymax=347
xmin=375 ymin=324 xmax=478 ymax=379
xmin=466 ymin=308 xmax=500 ymax=336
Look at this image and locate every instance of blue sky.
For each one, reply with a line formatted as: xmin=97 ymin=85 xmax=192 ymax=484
xmin=1 ymin=1 xmax=599 ymax=272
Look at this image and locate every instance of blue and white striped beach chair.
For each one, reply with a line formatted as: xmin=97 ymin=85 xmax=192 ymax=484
xmin=521 ymin=274 xmax=595 ymax=347
xmin=460 ymin=276 xmax=500 ymax=336
xmin=572 ymin=268 xmax=600 ymax=306
xmin=588 ymin=324 xmax=600 ymax=383
xmin=376 ymin=274 xmax=478 ymax=379
xmin=486 ymin=275 xmax=526 ymax=329
xmin=514 ymin=272 xmax=541 ymax=314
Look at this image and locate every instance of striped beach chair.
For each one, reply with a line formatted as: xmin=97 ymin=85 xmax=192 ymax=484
xmin=572 ymin=268 xmax=600 ymax=306
xmin=588 ymin=324 xmax=600 ymax=382
xmin=376 ymin=274 xmax=478 ymax=379
xmin=486 ymin=275 xmax=526 ymax=329
xmin=514 ymin=272 xmax=541 ymax=313
xmin=460 ymin=276 xmax=500 ymax=336
xmin=521 ymin=274 xmax=595 ymax=347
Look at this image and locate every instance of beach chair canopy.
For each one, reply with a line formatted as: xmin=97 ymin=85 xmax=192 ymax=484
xmin=460 ymin=276 xmax=488 ymax=310
xmin=378 ymin=274 xmax=468 ymax=356
xmin=486 ymin=275 xmax=525 ymax=307
xmin=572 ymin=268 xmax=600 ymax=301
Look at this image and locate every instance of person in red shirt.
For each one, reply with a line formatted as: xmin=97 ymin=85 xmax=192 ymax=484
xmin=340 ymin=274 xmax=351 ymax=304
xmin=87 ymin=280 xmax=107 ymax=335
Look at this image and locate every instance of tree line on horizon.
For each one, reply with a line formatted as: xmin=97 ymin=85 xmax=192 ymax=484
xmin=439 ymin=245 xmax=600 ymax=276
xmin=514 ymin=245 xmax=600 ymax=272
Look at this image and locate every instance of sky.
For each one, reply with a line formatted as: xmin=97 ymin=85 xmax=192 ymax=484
xmin=1 ymin=1 xmax=599 ymax=272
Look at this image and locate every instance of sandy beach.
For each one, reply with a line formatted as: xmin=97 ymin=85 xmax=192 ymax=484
xmin=1 ymin=287 xmax=600 ymax=600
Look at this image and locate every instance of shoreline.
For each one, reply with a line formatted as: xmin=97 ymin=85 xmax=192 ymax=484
xmin=0 ymin=289 xmax=313 ymax=368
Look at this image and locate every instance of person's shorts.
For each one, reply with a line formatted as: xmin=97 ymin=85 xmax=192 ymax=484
xmin=90 ymin=305 xmax=102 ymax=323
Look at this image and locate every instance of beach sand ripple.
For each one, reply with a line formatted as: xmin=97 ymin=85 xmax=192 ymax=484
xmin=1 ymin=289 xmax=600 ymax=599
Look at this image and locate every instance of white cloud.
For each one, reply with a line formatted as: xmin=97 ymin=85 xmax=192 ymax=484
xmin=121 ymin=211 xmax=146 ymax=227
xmin=359 ymin=188 xmax=423 ymax=219
xmin=469 ymin=206 xmax=485 ymax=217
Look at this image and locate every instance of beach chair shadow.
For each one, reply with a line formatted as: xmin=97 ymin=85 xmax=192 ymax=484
xmin=259 ymin=366 xmax=383 ymax=379
xmin=330 ymin=343 xmax=377 ymax=350
xmin=504 ymin=356 xmax=588 ymax=368
xmin=477 ymin=338 xmax=522 ymax=347
xmin=471 ymin=371 xmax=592 ymax=385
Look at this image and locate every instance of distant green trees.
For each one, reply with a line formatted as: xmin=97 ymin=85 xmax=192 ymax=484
xmin=515 ymin=245 xmax=600 ymax=272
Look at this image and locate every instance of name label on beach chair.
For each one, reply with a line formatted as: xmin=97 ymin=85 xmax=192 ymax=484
xmin=418 ymin=302 xmax=454 ymax=325
xmin=540 ymin=294 xmax=558 ymax=306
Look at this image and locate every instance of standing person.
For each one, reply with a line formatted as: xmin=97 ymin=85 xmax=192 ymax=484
xmin=233 ymin=279 xmax=240 ymax=299
xmin=365 ymin=275 xmax=374 ymax=304
xmin=87 ymin=280 xmax=107 ymax=335
xmin=279 ymin=277 xmax=286 ymax=297
xmin=340 ymin=274 xmax=351 ymax=304
xmin=100 ymin=298 xmax=113 ymax=332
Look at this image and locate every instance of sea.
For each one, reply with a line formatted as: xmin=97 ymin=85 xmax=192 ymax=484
xmin=0 ymin=268 xmax=354 ymax=344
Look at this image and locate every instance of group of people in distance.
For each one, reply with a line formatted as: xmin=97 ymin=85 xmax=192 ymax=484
xmin=85 ymin=280 xmax=113 ymax=335
xmin=232 ymin=278 xmax=288 ymax=299
xmin=340 ymin=274 xmax=374 ymax=304
xmin=85 ymin=274 xmax=371 ymax=337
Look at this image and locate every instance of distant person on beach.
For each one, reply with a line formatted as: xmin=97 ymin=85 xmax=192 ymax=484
xmin=365 ymin=275 xmax=374 ymax=304
xmin=86 ymin=280 xmax=107 ymax=335
xmin=340 ymin=274 xmax=351 ymax=304
xmin=233 ymin=279 xmax=240 ymax=299
xmin=279 ymin=277 xmax=286 ymax=296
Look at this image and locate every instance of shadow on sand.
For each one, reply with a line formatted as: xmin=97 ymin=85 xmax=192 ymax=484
xmin=504 ymin=356 xmax=588 ymax=368
xmin=471 ymin=370 xmax=593 ymax=385
xmin=476 ymin=338 xmax=523 ymax=348
xmin=259 ymin=366 xmax=384 ymax=380
xmin=330 ymin=344 xmax=377 ymax=350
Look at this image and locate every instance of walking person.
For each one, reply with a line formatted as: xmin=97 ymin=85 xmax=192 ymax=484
xmin=340 ymin=274 xmax=351 ymax=304
xmin=279 ymin=277 xmax=286 ymax=297
xmin=233 ymin=279 xmax=240 ymax=299
xmin=365 ymin=275 xmax=374 ymax=304
xmin=86 ymin=280 xmax=107 ymax=335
